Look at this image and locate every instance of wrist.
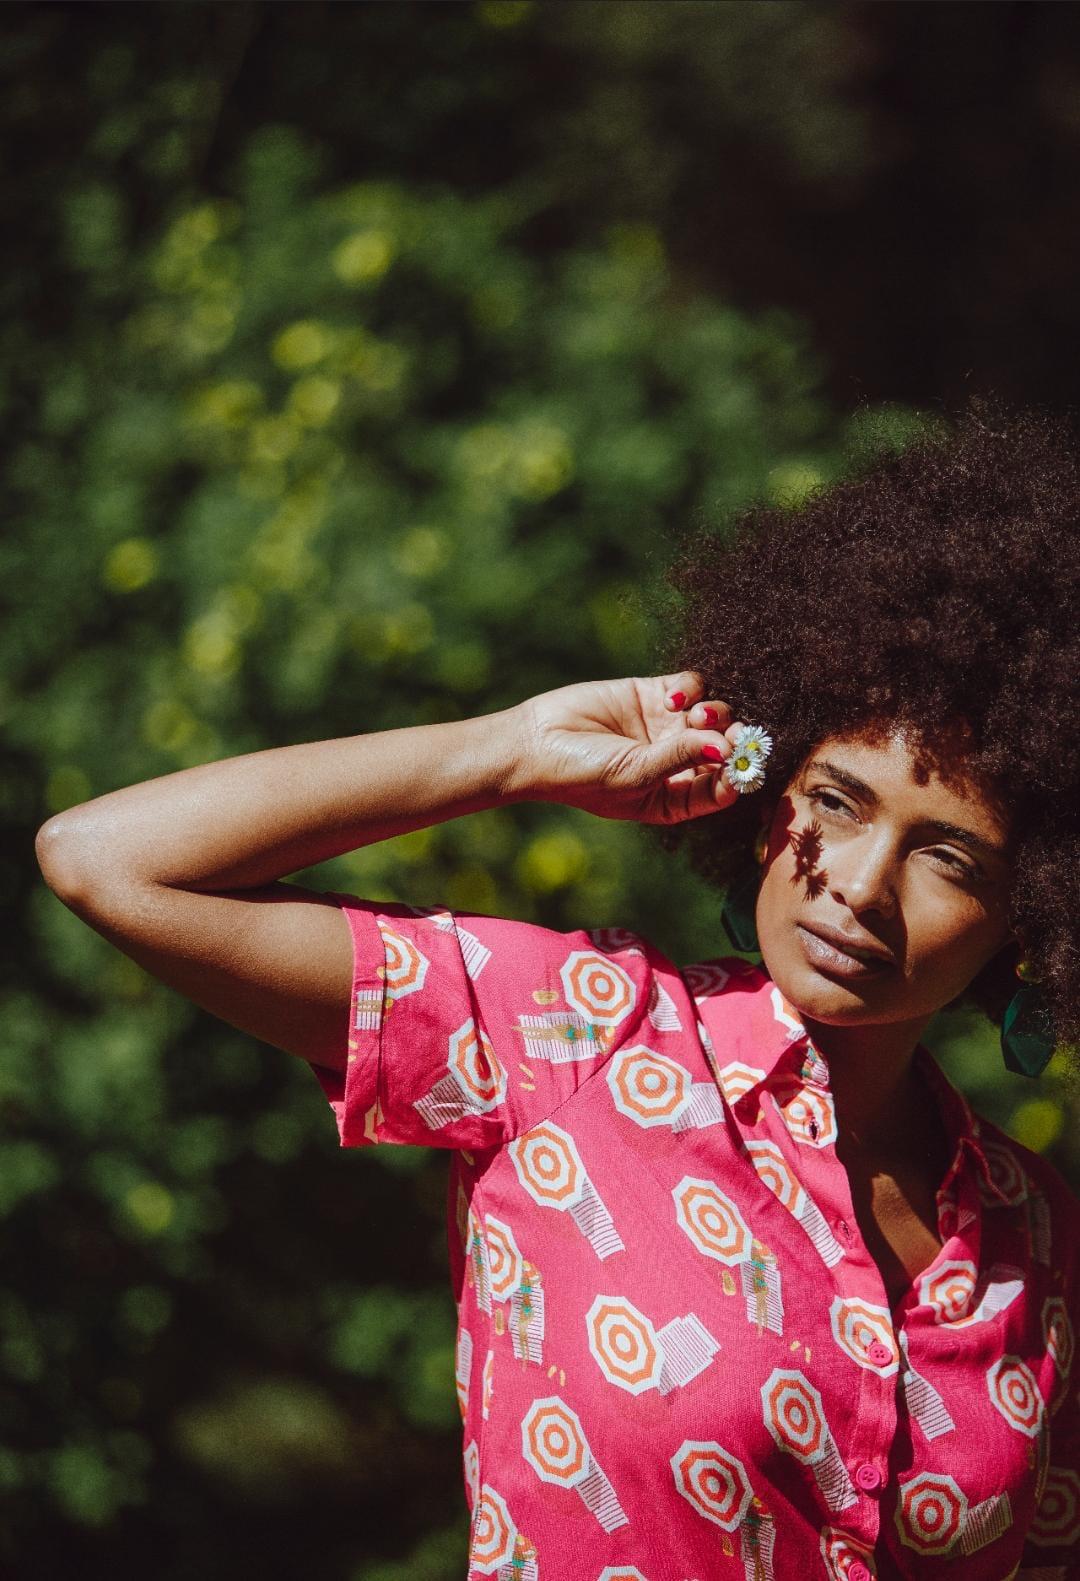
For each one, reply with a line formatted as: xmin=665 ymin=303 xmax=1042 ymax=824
xmin=476 ymin=700 xmax=540 ymax=806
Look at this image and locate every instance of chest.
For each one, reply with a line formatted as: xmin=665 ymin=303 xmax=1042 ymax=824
xmin=456 ymin=1114 xmax=1046 ymax=1581
xmin=847 ymin=1164 xmax=945 ymax=1309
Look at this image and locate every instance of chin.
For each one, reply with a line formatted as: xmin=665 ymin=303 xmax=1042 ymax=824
xmin=762 ymin=949 xmax=898 ymax=1027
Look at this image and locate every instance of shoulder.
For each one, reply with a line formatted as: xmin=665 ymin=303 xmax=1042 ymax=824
xmin=973 ymin=1110 xmax=1080 ymax=1261
xmin=678 ymin=952 xmax=796 ymax=1039
xmin=677 ymin=952 xmax=772 ymax=1005
xmin=342 ymin=898 xmax=674 ymax=1060
xmin=975 ymin=1110 xmax=1079 ymax=1205
xmin=320 ymin=898 xmax=682 ymax=1150
xmin=446 ymin=911 xmax=663 ymax=1033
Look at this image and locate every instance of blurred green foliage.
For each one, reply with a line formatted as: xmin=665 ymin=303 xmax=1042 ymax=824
xmin=5 ymin=3 xmax=1079 ymax=1577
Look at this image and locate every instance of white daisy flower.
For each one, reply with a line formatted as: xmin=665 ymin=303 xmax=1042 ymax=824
xmin=730 ymin=723 xmax=773 ymax=761
xmin=724 ymin=723 xmax=772 ymax=794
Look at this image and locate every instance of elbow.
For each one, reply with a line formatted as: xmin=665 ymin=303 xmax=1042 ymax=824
xmin=35 ymin=817 xmax=95 ymax=899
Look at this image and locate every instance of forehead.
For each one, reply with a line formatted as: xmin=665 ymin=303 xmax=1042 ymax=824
xmin=794 ymin=726 xmax=1011 ymax=841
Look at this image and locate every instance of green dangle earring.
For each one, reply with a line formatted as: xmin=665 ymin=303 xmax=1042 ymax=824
xmin=720 ymin=824 xmax=768 ymax=955
xmin=1000 ymin=956 xmax=1057 ymax=1077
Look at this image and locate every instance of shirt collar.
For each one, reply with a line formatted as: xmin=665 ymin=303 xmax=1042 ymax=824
xmin=914 ymin=1043 xmax=1014 ymax=1208
xmin=702 ymin=958 xmax=1011 ymax=1208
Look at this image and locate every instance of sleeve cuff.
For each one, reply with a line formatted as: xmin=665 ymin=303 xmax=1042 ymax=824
xmin=309 ymin=891 xmax=387 ymax=1148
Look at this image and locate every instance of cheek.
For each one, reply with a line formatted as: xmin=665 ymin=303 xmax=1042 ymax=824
xmin=754 ymin=844 xmax=807 ymax=949
xmin=757 ymin=805 xmax=824 ymax=917
xmin=907 ymin=889 xmax=1010 ymax=970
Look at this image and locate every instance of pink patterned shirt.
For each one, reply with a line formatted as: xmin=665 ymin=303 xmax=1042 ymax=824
xmin=309 ymin=894 xmax=1080 ymax=1581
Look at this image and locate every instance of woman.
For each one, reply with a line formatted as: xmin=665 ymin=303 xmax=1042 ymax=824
xmin=36 ymin=398 xmax=1080 ymax=1579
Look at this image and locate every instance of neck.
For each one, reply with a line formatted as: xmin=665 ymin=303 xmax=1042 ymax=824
xmin=799 ymin=1013 xmax=933 ymax=1161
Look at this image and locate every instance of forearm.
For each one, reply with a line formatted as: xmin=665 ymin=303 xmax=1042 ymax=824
xmin=36 ymin=705 xmax=527 ymax=895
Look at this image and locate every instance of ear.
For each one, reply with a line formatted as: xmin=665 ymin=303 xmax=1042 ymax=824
xmin=754 ymin=795 xmax=781 ymax=865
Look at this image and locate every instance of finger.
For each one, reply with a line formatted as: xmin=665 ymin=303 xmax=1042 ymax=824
xmin=642 ymin=723 xmax=732 ymax=782
xmin=686 ymin=698 xmax=734 ymax=731
xmin=663 ymin=764 xmax=700 ymax=790
xmin=683 ymin=764 xmax=740 ymax=820
xmin=710 ymin=770 xmax=740 ymax=813
xmin=661 ymin=671 xmax=706 ymax=712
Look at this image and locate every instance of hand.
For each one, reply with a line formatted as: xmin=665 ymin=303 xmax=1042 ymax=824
xmin=508 ymin=671 xmax=750 ymax=824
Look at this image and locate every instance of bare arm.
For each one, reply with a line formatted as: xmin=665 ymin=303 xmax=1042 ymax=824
xmin=36 ymin=709 xmax=526 ymax=897
xmin=34 ymin=673 xmax=738 ymax=1073
xmin=34 ymin=708 xmax=526 ymax=1072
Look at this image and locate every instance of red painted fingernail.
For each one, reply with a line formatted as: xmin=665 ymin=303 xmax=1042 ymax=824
xmin=669 ymin=690 xmax=686 ymax=710
xmin=701 ymin=706 xmax=719 ymax=727
xmin=701 ymin=744 xmax=725 ymax=762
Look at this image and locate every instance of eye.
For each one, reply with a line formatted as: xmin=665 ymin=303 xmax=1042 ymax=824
xmin=808 ymin=788 xmax=855 ymax=818
xmin=926 ymin=847 xmax=981 ymax=882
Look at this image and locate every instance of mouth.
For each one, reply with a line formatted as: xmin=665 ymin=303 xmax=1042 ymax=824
xmin=796 ymin=923 xmax=896 ymax=980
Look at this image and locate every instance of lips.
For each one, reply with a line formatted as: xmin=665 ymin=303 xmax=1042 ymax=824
xmin=796 ymin=922 xmax=896 ymax=979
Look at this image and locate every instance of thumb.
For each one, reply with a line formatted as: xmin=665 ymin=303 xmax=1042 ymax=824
xmin=635 ymin=723 xmax=733 ymax=785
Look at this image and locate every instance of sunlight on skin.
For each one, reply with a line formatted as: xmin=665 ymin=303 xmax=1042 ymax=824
xmin=753 ymin=726 xmax=1016 ymax=1152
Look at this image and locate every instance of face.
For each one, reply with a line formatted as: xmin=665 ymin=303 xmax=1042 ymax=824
xmin=755 ymin=726 xmax=1015 ymax=1030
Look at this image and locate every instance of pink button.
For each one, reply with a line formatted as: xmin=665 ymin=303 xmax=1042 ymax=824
xmin=867 ymin=1340 xmax=892 ymax=1365
xmin=855 ymin=1461 xmax=882 ymax=1492
xmin=849 ymin=1565 xmax=871 ymax=1581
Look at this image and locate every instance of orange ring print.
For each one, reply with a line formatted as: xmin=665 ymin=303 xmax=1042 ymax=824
xmin=468 ymin=1485 xmax=537 ymax=1579
xmin=819 ymin=1527 xmax=877 ymax=1579
xmin=672 ymin=1176 xmax=752 ymax=1266
xmin=469 ymin=1483 xmax=517 ymax=1574
xmin=670 ymin=1439 xmax=777 ymax=1573
xmin=829 ymin=1296 xmax=899 ymax=1376
xmin=413 ymin=1016 xmax=506 ymax=1131
xmin=521 ymin=1396 xmax=628 ymax=1532
xmin=607 ymin=1042 xmax=731 ymax=1134
xmin=1042 ymin=1293 xmax=1075 ymax=1412
xmin=745 ymin=1139 xmax=845 ymax=1268
xmin=474 ymin=1214 xmax=546 ymax=1367
xmin=894 ymin=1468 xmax=1017 ymax=1558
xmin=761 ymin=1367 xmax=857 ymax=1513
xmin=585 ymin=1293 xmax=719 ymax=1398
xmin=311 ymin=907 xmax=1080 ymax=1579
xmin=510 ymin=945 xmax=636 ymax=1075
xmin=919 ymin=1260 xmax=1024 ymax=1327
xmin=894 ymin=1472 xmax=968 ymax=1556
xmin=672 ymin=1175 xmax=784 ymax=1336
xmin=560 ymin=949 xmax=637 ymax=1030
xmin=986 ymin=1354 xmax=1045 ymax=1438
xmin=1031 ymin=1464 xmax=1080 ymax=1547
xmin=509 ymin=1121 xmax=624 ymax=1259
xmin=375 ymin=919 xmax=429 ymax=1001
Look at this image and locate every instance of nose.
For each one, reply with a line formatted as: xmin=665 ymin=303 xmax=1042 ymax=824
xmin=826 ymin=828 xmax=899 ymax=919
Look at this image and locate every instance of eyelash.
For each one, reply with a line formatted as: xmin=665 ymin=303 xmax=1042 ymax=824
xmin=806 ymin=789 xmax=981 ymax=881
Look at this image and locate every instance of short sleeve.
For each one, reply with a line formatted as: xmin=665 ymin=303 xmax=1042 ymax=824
xmin=1018 ymin=1198 xmax=1080 ymax=1574
xmin=306 ymin=892 xmax=654 ymax=1151
xmin=1018 ymin=1363 xmax=1080 ymax=1573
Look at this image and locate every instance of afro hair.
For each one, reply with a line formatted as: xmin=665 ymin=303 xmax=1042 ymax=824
xmin=650 ymin=393 xmax=1080 ymax=1066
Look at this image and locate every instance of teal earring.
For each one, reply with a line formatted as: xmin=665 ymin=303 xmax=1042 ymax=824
xmin=721 ymin=828 xmax=767 ymax=955
xmin=1001 ymin=957 xmax=1056 ymax=1078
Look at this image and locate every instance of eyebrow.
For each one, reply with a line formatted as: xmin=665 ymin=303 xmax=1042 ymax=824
xmin=803 ymin=759 xmax=1008 ymax=860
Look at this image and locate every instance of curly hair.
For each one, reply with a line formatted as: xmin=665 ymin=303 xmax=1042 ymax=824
xmin=649 ymin=393 xmax=1080 ymax=1068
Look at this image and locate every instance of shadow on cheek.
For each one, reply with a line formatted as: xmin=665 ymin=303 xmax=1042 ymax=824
xmin=790 ymin=818 xmax=828 ymax=901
